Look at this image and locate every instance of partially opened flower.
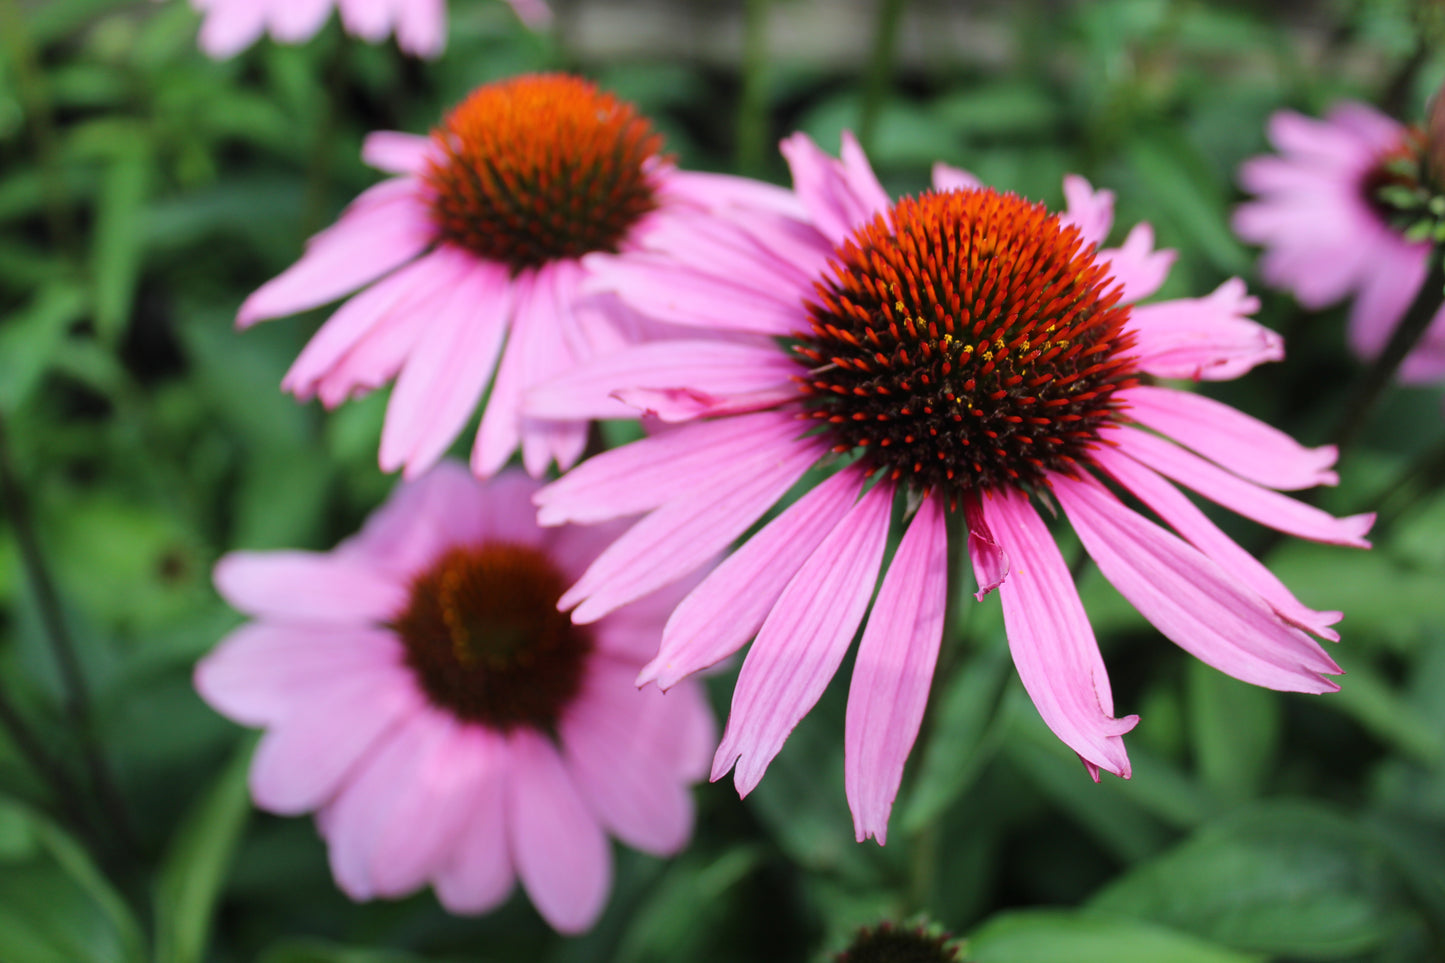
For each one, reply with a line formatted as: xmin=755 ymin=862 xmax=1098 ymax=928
xmin=174 ymin=0 xmax=550 ymax=60
xmin=530 ymin=133 xmax=1371 ymax=844
xmin=196 ymin=464 xmax=714 ymax=933
xmin=1234 ymin=101 xmax=1445 ymax=382
xmin=239 ymin=73 xmax=795 ymax=478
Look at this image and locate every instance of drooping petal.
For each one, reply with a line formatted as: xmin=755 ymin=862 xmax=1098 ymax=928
xmin=585 ymin=254 xmax=806 ymax=336
xmin=931 ymin=162 xmax=981 ymax=191
xmin=508 ymin=730 xmax=612 ymax=935
xmin=712 ymin=480 xmax=894 ymax=796
xmin=471 ymin=271 xmax=538 ymax=477
xmin=394 ymin=0 xmax=445 ymax=56
xmin=337 ymin=462 xmax=498 ymax=577
xmin=640 ymin=468 xmax=865 ymax=689
xmin=980 ymin=487 xmax=1136 ymax=779
xmin=560 ymin=433 xmax=822 ymax=624
xmin=1121 ymin=384 xmax=1339 ymax=490
xmin=433 ymin=728 xmax=514 ymax=915
xmin=1129 ymin=278 xmax=1282 ymax=381
xmin=337 ymin=0 xmax=392 ymax=42
xmin=213 ymin=551 xmax=406 ymax=623
xmin=238 ymin=179 xmax=433 ymax=326
xmin=1054 ymin=472 xmax=1341 ymax=692
xmin=1096 ymin=223 xmax=1175 ymax=303
xmin=534 ymin=411 xmax=807 ymax=526
xmin=1346 ymin=236 xmax=1429 ymax=360
xmin=963 ymin=494 xmax=1009 ymax=600
xmin=844 ymin=491 xmax=948 ymax=844
xmin=1093 ymin=446 xmax=1342 ymax=641
xmin=267 ymin=0 xmax=334 ymax=43
xmin=560 ymin=660 xmax=702 ymax=855
xmin=197 ymin=0 xmax=268 ymax=58
xmin=1114 ymin=426 xmax=1373 ymax=547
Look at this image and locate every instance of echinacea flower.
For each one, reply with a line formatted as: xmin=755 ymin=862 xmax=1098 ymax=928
xmin=530 ymin=133 xmax=1372 ymax=844
xmin=1234 ymin=101 xmax=1445 ymax=382
xmin=195 ymin=463 xmax=715 ymax=933
xmin=238 ymin=72 xmax=794 ymax=478
xmin=174 ymin=0 xmax=550 ymax=60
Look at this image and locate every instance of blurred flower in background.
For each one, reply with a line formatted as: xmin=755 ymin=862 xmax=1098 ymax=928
xmin=532 ymin=133 xmax=1371 ymax=844
xmin=172 ymin=0 xmax=552 ymax=60
xmin=238 ymin=72 xmax=797 ymax=479
xmin=195 ymin=464 xmax=715 ymax=933
xmin=1234 ymin=101 xmax=1445 ymax=383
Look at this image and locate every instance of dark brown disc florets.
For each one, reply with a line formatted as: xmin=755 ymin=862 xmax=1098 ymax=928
xmin=392 ymin=543 xmax=592 ymax=731
xmin=795 ymin=188 xmax=1139 ymax=496
xmin=423 ymin=73 xmax=664 ymax=272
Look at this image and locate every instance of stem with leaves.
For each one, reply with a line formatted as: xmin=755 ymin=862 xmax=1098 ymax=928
xmin=859 ymin=0 xmax=907 ymax=152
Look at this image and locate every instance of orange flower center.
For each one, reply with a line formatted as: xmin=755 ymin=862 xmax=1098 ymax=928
xmin=795 ymin=188 xmax=1138 ymax=497
xmin=393 ymin=543 xmax=591 ymax=731
xmin=423 ymin=73 xmax=664 ymax=272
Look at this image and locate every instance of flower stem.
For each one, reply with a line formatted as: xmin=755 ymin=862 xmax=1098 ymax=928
xmin=735 ymin=0 xmax=771 ymax=176
xmin=0 ymin=416 xmax=136 ymax=856
xmin=859 ymin=0 xmax=907 ymax=152
xmin=1331 ymin=252 xmax=1445 ymax=455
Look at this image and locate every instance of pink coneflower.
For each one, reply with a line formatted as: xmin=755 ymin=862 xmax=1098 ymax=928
xmin=1234 ymin=101 xmax=1445 ymax=382
xmin=239 ymin=73 xmax=793 ymax=478
xmin=530 ymin=133 xmax=1372 ymax=844
xmin=195 ymin=463 xmax=714 ymax=933
xmin=174 ymin=0 xmax=551 ymax=60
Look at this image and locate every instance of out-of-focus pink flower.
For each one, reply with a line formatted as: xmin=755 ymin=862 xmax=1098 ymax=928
xmin=196 ymin=463 xmax=714 ymax=933
xmin=174 ymin=0 xmax=552 ymax=60
xmin=1234 ymin=101 xmax=1445 ymax=383
xmin=238 ymin=73 xmax=794 ymax=479
xmin=530 ymin=133 xmax=1371 ymax=844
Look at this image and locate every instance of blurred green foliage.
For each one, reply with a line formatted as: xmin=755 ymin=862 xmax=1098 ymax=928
xmin=1 ymin=0 xmax=1444 ymax=961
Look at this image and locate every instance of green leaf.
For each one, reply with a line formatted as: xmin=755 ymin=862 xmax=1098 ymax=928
xmin=1124 ymin=133 xmax=1248 ymax=274
xmin=967 ymin=909 xmax=1266 ymax=963
xmin=0 ymin=797 xmax=146 ymax=963
xmin=0 ymin=285 xmax=87 ymax=415
xmin=1186 ymin=660 xmax=1280 ymax=804
xmin=256 ymin=941 xmax=433 ymax=963
xmin=90 ymin=133 xmax=153 ymax=344
xmin=1090 ymin=801 xmax=1415 ymax=958
xmin=901 ymin=644 xmax=1010 ymax=833
xmin=613 ymin=848 xmax=764 ymax=963
xmin=153 ymin=740 xmax=254 ymax=963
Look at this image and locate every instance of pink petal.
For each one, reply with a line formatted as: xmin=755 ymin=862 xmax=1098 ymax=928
xmin=213 ymin=551 xmax=406 ymax=623
xmin=323 ymin=710 xmax=469 ymax=899
xmin=712 ymin=480 xmax=894 ymax=796
xmin=195 ymin=623 xmax=398 ymax=727
xmin=1121 ymin=384 xmax=1339 ymax=490
xmin=560 ymin=433 xmax=823 ymax=624
xmin=1346 ymin=236 xmax=1429 ymax=360
xmin=780 ymin=131 xmax=890 ymax=245
xmin=1054 ymin=473 xmax=1342 ymax=692
xmin=394 ymin=0 xmax=445 ymax=56
xmin=931 ymin=162 xmax=981 ymax=191
xmin=379 ymin=261 xmax=512 ymax=478
xmin=585 ymin=255 xmax=807 ymax=336
xmin=981 ymin=487 xmax=1136 ymax=778
xmin=844 ymin=491 xmax=948 ymax=844
xmin=560 ymin=660 xmax=703 ymax=855
xmin=432 ymin=727 xmax=515 ymax=915
xmin=526 ymin=340 xmax=797 ymax=422
xmin=1060 ymin=174 xmax=1114 ymax=248
xmin=627 ymin=211 xmax=817 ymax=294
xmin=1326 ymin=101 xmax=1405 ymax=150
xmin=534 ymin=411 xmax=805 ymax=527
xmin=281 ymin=248 xmax=460 ymax=401
xmin=1267 ymin=109 xmax=1372 ymax=166
xmin=197 ymin=0 xmax=268 ymax=58
xmin=504 ymin=0 xmax=552 ymax=27
xmin=267 ymin=0 xmax=334 ymax=43
xmin=470 ymin=271 xmax=538 ymax=477
xmin=1113 ymin=426 xmax=1373 ymax=547
xmin=361 ymin=131 xmax=435 ymax=175
xmin=661 ymin=170 xmax=806 ymax=219
xmin=237 ymin=179 xmax=433 ymax=327
xmin=610 ymin=384 xmax=799 ymax=423
xmin=639 ymin=468 xmax=865 ymax=689
xmin=508 ymin=730 xmax=612 ymax=935
xmin=336 ymin=462 xmax=497 ymax=578
xmin=1129 ymin=278 xmax=1282 ymax=381
xmin=963 ymin=493 xmax=1009 ymax=600
xmin=1097 ymin=223 xmax=1175 ymax=303
xmin=337 ymin=0 xmax=391 ymax=41
xmin=1093 ymin=446 xmax=1342 ymax=641
xmin=247 ymin=663 xmax=422 ymax=813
